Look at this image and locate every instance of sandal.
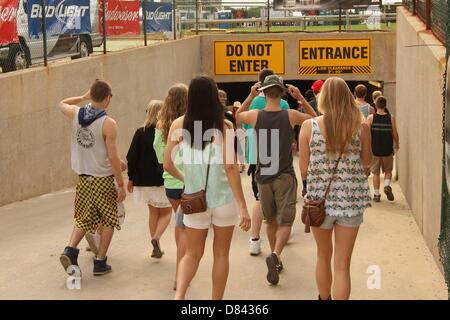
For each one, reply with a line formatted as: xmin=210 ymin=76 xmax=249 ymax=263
xmin=151 ymin=239 xmax=164 ymax=259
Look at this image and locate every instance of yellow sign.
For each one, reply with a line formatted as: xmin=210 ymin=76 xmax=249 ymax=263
xmin=214 ymin=40 xmax=285 ymax=75
xmin=299 ymin=39 xmax=371 ymax=75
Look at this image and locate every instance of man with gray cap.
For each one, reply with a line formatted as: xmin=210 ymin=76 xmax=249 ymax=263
xmin=236 ymin=75 xmax=316 ymax=285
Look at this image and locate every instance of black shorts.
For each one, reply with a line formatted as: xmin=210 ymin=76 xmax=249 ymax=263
xmin=165 ymin=188 xmax=183 ymax=200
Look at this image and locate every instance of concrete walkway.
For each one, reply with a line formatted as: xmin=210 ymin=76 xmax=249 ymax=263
xmin=0 ymin=162 xmax=447 ymax=299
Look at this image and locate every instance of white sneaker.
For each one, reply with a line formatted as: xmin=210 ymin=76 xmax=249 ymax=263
xmin=249 ymin=238 xmax=262 ymax=256
xmin=289 ymin=226 xmax=295 ymax=242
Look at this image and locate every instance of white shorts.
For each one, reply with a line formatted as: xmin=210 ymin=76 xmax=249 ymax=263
xmin=133 ymin=186 xmax=171 ymax=208
xmin=183 ymin=200 xmax=240 ymax=229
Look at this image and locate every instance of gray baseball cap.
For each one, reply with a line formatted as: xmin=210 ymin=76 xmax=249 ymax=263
xmin=258 ymin=75 xmax=285 ymax=91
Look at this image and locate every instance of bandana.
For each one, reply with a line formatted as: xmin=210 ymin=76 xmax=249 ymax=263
xmin=78 ymin=104 xmax=106 ymax=127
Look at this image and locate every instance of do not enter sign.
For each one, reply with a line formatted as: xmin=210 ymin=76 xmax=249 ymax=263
xmin=214 ymin=40 xmax=285 ymax=75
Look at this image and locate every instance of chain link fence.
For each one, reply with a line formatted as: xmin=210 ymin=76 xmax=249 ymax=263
xmin=0 ymin=0 xmax=173 ymax=73
xmin=1 ymin=0 xmax=398 ymax=74
xmin=402 ymin=0 xmax=447 ymax=44
xmin=441 ymin=0 xmax=450 ymax=299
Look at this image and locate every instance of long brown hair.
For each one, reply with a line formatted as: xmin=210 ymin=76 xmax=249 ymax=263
xmin=318 ymin=77 xmax=364 ymax=155
xmin=143 ymin=100 xmax=163 ymax=131
xmin=183 ymin=75 xmax=224 ymax=150
xmin=160 ymin=83 xmax=188 ymax=143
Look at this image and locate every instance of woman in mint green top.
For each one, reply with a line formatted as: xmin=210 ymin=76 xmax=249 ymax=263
xmin=164 ymin=75 xmax=251 ymax=300
xmin=154 ymin=83 xmax=188 ymax=292
xmin=154 ymin=128 xmax=184 ymax=191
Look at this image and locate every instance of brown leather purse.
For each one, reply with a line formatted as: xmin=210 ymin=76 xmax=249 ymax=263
xmin=302 ymin=156 xmax=341 ymax=233
xmin=180 ymin=141 xmax=213 ymax=215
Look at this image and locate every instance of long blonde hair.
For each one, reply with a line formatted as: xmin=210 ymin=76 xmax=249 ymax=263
xmin=144 ymin=100 xmax=163 ymax=130
xmin=318 ymin=77 xmax=364 ymax=155
xmin=159 ymin=83 xmax=188 ymax=142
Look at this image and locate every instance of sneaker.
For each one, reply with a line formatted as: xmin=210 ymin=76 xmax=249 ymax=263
xmin=85 ymin=233 xmax=100 ymax=256
xmin=265 ymin=253 xmax=280 ymax=285
xmin=373 ymin=194 xmax=381 ymax=202
xmin=249 ymin=238 xmax=262 ymax=256
xmin=151 ymin=239 xmax=164 ymax=259
xmin=60 ymin=246 xmax=80 ymax=274
xmin=276 ymin=260 xmax=284 ymax=273
xmin=93 ymin=257 xmax=112 ymax=276
xmin=384 ymin=186 xmax=395 ymax=201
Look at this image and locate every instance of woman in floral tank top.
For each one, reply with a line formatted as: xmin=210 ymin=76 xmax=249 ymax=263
xmin=299 ymin=77 xmax=372 ymax=300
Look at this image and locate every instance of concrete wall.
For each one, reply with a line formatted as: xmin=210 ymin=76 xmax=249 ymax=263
xmin=396 ymin=7 xmax=446 ymax=264
xmin=0 ymin=37 xmax=201 ymax=206
xmin=200 ymin=32 xmax=397 ymax=114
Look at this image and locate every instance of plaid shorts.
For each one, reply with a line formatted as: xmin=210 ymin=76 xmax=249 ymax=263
xmin=74 ymin=175 xmax=120 ymax=234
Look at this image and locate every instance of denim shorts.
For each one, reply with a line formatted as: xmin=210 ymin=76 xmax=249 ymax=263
xmin=320 ymin=214 xmax=363 ymax=229
xmin=174 ymin=206 xmax=185 ymax=229
xmin=165 ymin=188 xmax=183 ymax=201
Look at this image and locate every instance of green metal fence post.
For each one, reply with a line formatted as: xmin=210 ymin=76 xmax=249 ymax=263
xmin=143 ymin=0 xmax=148 ymax=45
xmin=40 ymin=0 xmax=47 ymax=66
xmin=102 ymin=0 xmax=107 ymax=54
xmin=195 ymin=0 xmax=199 ymax=35
xmin=173 ymin=0 xmax=176 ymax=40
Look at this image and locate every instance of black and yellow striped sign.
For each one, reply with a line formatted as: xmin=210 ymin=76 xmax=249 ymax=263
xmin=299 ymin=39 xmax=371 ymax=75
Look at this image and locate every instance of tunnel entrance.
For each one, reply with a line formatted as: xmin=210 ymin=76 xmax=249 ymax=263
xmin=218 ymin=80 xmax=385 ymax=109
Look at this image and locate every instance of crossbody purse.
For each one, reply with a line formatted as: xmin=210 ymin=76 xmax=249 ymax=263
xmin=301 ymin=156 xmax=341 ymax=233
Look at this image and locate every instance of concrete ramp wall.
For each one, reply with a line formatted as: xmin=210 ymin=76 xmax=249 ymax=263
xmin=0 ymin=37 xmax=201 ymax=206
xmin=396 ymin=7 xmax=446 ymax=265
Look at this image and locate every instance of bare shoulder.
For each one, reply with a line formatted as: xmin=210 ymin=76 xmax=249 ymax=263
xmin=224 ymin=119 xmax=234 ymax=130
xmin=103 ymin=117 xmax=117 ymax=136
xmin=171 ymin=115 xmax=185 ymax=129
xmin=360 ymin=122 xmax=370 ymax=134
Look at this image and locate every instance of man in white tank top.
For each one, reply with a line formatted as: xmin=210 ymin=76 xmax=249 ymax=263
xmin=58 ymin=79 xmax=126 ymax=277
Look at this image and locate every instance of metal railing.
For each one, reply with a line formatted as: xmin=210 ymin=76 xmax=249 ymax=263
xmin=1 ymin=0 xmax=398 ymax=74
xmin=403 ymin=0 xmax=448 ymax=44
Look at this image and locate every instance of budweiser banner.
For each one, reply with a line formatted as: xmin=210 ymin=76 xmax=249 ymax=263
xmin=273 ymin=0 xmax=379 ymax=10
xmin=27 ymin=0 xmax=91 ymax=39
xmin=0 ymin=0 xmax=19 ymax=45
xmin=145 ymin=2 xmax=172 ymax=33
xmin=99 ymin=0 xmax=140 ymax=36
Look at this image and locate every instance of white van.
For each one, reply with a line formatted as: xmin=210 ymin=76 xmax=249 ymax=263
xmin=0 ymin=0 xmax=103 ymax=72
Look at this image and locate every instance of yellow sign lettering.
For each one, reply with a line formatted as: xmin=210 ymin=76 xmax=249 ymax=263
xmin=215 ymin=41 xmax=284 ymax=75
xmin=299 ymin=39 xmax=371 ymax=75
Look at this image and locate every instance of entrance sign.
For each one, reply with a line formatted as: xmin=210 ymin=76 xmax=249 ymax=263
xmin=299 ymin=38 xmax=371 ymax=75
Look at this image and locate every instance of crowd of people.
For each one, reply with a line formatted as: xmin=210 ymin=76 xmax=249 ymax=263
xmin=57 ymin=69 xmax=399 ymax=300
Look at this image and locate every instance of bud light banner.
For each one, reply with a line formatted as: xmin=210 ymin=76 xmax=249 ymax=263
xmin=0 ymin=0 xmax=19 ymax=45
xmin=145 ymin=2 xmax=172 ymax=33
xmin=99 ymin=0 xmax=140 ymax=36
xmin=27 ymin=0 xmax=91 ymax=39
